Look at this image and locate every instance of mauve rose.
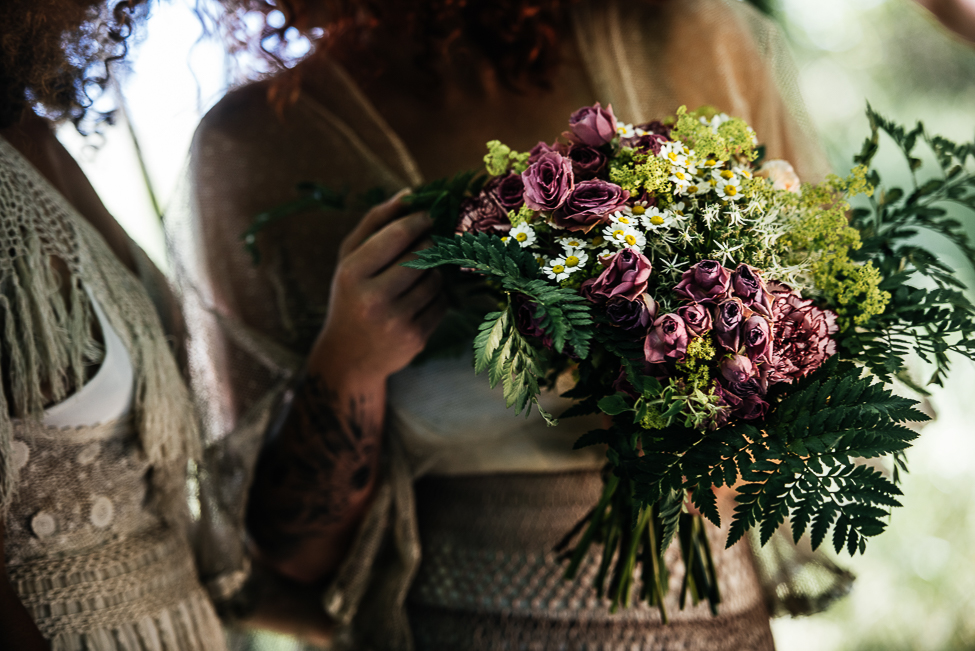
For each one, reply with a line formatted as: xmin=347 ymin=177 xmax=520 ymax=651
xmin=742 ymin=315 xmax=772 ymax=362
xmin=528 ymin=140 xmax=564 ymax=164
xmin=677 ymin=303 xmax=713 ymax=337
xmin=674 ymin=260 xmax=732 ymax=303
xmin=552 ymin=179 xmax=630 ymax=232
xmin=736 ymin=395 xmax=769 ymax=420
xmin=456 ymin=191 xmax=511 ymax=235
xmin=622 ymin=132 xmax=668 ymax=155
xmin=644 ymin=313 xmax=689 ymax=364
xmin=566 ymin=145 xmax=608 ymax=181
xmin=769 ymin=290 xmax=839 ymax=383
xmin=568 ymin=102 xmax=617 ymax=147
xmin=581 ymin=249 xmax=652 ymax=303
xmin=606 ymin=294 xmax=657 ymax=332
xmin=522 ymin=151 xmax=574 ymax=212
xmin=719 ymin=354 xmax=765 ymax=398
xmin=487 ymin=173 xmax=526 ymax=211
xmin=513 ymin=294 xmax=553 ymax=349
xmin=713 ymin=297 xmax=748 ymax=352
xmin=730 ymin=264 xmax=773 ymax=317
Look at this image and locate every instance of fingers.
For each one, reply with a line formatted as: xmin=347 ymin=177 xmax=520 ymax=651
xmin=347 ymin=211 xmax=433 ymax=278
xmin=339 ymin=189 xmax=411 ymax=258
xmin=394 ymin=270 xmax=443 ymax=315
xmin=414 ymin=294 xmax=449 ymax=340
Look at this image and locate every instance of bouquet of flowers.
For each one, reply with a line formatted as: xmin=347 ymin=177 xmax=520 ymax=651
xmin=245 ymin=103 xmax=975 ymax=619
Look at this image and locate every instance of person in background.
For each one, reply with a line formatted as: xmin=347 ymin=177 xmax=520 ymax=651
xmin=176 ymin=0 xmax=849 ymax=648
xmin=0 ymin=1 xmax=248 ymax=648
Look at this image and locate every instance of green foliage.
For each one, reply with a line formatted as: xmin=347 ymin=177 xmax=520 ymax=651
xmin=483 ymin=140 xmax=531 ymax=176
xmin=405 ymin=232 xmax=593 ymax=420
xmin=403 ymin=171 xmax=485 ymax=237
xmin=843 ymin=104 xmax=975 ymax=385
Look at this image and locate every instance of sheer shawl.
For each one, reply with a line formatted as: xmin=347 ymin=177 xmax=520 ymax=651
xmin=169 ymin=0 xmax=847 ymax=646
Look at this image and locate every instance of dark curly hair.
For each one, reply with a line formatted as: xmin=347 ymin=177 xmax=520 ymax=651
xmin=215 ymin=0 xmax=588 ymax=94
xmin=0 ymin=0 xmax=152 ymax=130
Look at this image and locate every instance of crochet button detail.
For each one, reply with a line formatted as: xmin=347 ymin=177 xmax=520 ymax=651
xmin=30 ymin=511 xmax=57 ymax=538
xmin=90 ymin=496 xmax=115 ymax=528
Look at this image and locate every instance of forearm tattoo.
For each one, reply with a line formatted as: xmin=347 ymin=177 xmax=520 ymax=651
xmin=246 ymin=374 xmax=381 ymax=560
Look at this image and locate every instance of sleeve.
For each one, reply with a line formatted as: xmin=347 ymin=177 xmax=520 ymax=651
xmin=166 ymin=82 xmax=422 ymax=645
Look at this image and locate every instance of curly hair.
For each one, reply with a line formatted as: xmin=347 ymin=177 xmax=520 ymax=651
xmin=0 ymin=0 xmax=152 ymax=130
xmin=215 ymin=0 xmax=587 ymax=92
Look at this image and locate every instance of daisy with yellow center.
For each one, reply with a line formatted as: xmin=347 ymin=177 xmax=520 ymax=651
xmin=642 ymin=207 xmax=673 ymax=231
xmin=557 ymin=236 xmax=589 ymax=251
xmin=563 ymin=249 xmax=589 ymax=269
xmin=602 ymin=224 xmax=647 ymax=251
xmin=715 ymin=176 xmax=743 ymax=201
xmin=543 ymin=256 xmax=575 ymax=281
xmin=609 ymin=212 xmax=638 ymax=227
xmin=508 ymin=223 xmax=537 ymax=248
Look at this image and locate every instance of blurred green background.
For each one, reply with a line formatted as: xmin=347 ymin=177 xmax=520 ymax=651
xmin=60 ymin=0 xmax=975 ymax=648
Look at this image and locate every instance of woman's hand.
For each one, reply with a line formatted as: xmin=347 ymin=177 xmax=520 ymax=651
xmin=246 ymin=192 xmax=446 ymax=584
xmin=308 ymin=191 xmax=446 ymax=390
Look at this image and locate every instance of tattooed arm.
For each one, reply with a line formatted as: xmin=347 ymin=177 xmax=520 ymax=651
xmin=245 ymin=193 xmax=445 ymax=584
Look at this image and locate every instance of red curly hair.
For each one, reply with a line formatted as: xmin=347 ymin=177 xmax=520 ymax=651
xmin=0 ymin=0 xmax=151 ymax=130
xmin=216 ymin=0 xmax=587 ymax=92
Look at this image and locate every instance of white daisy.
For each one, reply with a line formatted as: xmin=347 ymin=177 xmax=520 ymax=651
xmin=543 ymin=257 xmax=572 ymax=281
xmin=596 ymin=249 xmax=617 ymax=264
xmin=669 ymin=167 xmax=694 ymax=190
xmin=508 ymin=223 xmax=537 ymax=247
xmin=588 ymin=234 xmax=610 ymax=249
xmin=700 ymin=113 xmax=731 ymax=132
xmin=563 ymin=250 xmax=590 ymax=272
xmin=616 ymin=121 xmax=636 ymax=138
xmin=716 ymin=177 xmax=743 ymax=201
xmin=603 ymin=224 xmax=647 ymax=250
xmin=557 ymin=236 xmax=589 ymax=251
xmin=642 ymin=207 xmax=673 ymax=231
xmin=660 ymin=141 xmax=691 ymax=168
xmin=609 ymin=212 xmax=641 ymax=228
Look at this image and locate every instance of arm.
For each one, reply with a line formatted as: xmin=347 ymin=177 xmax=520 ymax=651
xmin=245 ymin=193 xmax=444 ymax=583
xmin=0 ymin=522 xmax=50 ymax=650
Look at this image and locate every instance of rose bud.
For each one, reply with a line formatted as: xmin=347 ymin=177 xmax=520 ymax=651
xmin=677 ymin=303 xmax=713 ymax=337
xmin=719 ymin=354 xmax=765 ymax=398
xmin=769 ymin=290 xmax=839 ymax=383
xmin=674 ymin=260 xmax=732 ymax=303
xmin=456 ymin=191 xmax=511 ymax=235
xmin=568 ymin=102 xmax=618 ymax=147
xmin=713 ymin=297 xmax=748 ymax=352
xmin=606 ymin=294 xmax=657 ymax=332
xmin=486 ymin=172 xmax=526 ymax=211
xmin=522 ymin=151 xmax=574 ymax=212
xmin=581 ymin=249 xmax=652 ymax=303
xmin=552 ymin=179 xmax=630 ymax=232
xmin=757 ymin=159 xmax=801 ymax=194
xmin=512 ymin=294 xmax=553 ymax=349
xmin=742 ymin=315 xmax=772 ymax=362
xmin=566 ymin=145 xmax=609 ymax=181
xmin=735 ymin=395 xmax=770 ymax=420
xmin=730 ymin=263 xmax=773 ymax=318
xmin=644 ymin=313 xmax=689 ymax=364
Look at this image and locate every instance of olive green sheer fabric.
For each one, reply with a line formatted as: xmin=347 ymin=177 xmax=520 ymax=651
xmin=170 ymin=1 xmax=847 ymax=648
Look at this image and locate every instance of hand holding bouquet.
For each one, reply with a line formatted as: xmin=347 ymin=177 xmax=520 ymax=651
xmin=246 ymin=102 xmax=975 ymax=619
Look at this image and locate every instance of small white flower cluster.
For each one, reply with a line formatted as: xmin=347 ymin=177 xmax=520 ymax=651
xmin=658 ymin=140 xmax=752 ymax=203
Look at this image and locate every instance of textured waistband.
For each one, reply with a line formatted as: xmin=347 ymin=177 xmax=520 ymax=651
xmin=7 ymin=526 xmax=205 ymax=639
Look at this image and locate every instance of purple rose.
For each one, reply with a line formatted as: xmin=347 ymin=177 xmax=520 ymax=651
xmin=730 ymin=264 xmax=773 ymax=318
xmin=513 ymin=294 xmax=553 ymax=349
xmin=736 ymin=395 xmax=769 ymax=421
xmin=568 ymin=102 xmax=617 ymax=147
xmin=677 ymin=303 xmax=713 ymax=337
xmin=566 ymin=145 xmax=608 ymax=181
xmin=742 ymin=315 xmax=772 ymax=362
xmin=521 ymin=151 xmax=574 ymax=212
xmin=528 ymin=140 xmax=564 ymax=164
xmin=713 ymin=297 xmax=748 ymax=352
xmin=622 ymin=132 xmax=668 ymax=155
xmin=487 ymin=173 xmax=526 ymax=211
xmin=456 ymin=191 xmax=511 ymax=235
xmin=606 ymin=294 xmax=657 ymax=332
xmin=674 ymin=260 xmax=732 ymax=303
xmin=644 ymin=313 xmax=689 ymax=364
xmin=581 ymin=249 xmax=652 ymax=303
xmin=719 ymin=354 xmax=765 ymax=398
xmin=769 ymin=290 xmax=839 ymax=384
xmin=552 ymin=179 xmax=630 ymax=232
